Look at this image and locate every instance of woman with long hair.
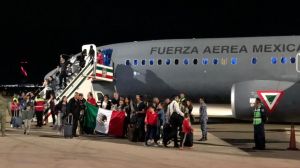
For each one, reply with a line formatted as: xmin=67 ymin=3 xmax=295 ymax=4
xmin=186 ymin=100 xmax=194 ymax=124
xmin=87 ymin=92 xmax=96 ymax=106
xmin=48 ymin=93 xmax=57 ymax=127
xmin=99 ymin=94 xmax=111 ymax=110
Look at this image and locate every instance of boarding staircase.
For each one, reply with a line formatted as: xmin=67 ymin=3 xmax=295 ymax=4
xmin=56 ymin=61 xmax=94 ymax=100
xmin=39 ymin=53 xmax=92 ymax=100
xmin=39 ymin=46 xmax=114 ymax=101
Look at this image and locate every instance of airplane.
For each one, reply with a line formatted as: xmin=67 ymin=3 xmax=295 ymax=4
xmin=43 ymin=36 xmax=300 ymax=122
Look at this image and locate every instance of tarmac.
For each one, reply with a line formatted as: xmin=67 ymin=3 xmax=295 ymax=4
xmin=0 ymin=113 xmax=300 ymax=168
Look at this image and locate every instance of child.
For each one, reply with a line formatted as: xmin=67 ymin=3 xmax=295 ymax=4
xmin=180 ymin=113 xmax=193 ymax=149
xmin=144 ymin=105 xmax=158 ymax=146
xmin=156 ymin=103 xmax=165 ymax=144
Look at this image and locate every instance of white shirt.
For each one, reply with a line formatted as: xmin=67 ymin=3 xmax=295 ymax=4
xmin=166 ymin=100 xmax=184 ymax=122
xmin=102 ymin=101 xmax=107 ymax=109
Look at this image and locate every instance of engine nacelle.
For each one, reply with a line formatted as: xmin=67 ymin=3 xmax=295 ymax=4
xmin=231 ymin=80 xmax=300 ymax=122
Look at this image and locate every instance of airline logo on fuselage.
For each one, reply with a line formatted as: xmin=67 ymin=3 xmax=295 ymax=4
xmin=150 ymin=44 xmax=300 ymax=55
xmin=257 ymin=90 xmax=284 ymax=113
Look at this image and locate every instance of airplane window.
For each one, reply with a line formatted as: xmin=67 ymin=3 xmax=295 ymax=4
xmin=213 ymin=58 xmax=218 ymax=65
xmin=165 ymin=59 xmax=171 ymax=65
xmin=290 ymin=57 xmax=296 ymax=64
xmin=271 ymin=57 xmax=277 ymax=64
xmin=193 ymin=59 xmax=198 ymax=65
xmin=251 ymin=57 xmax=257 ymax=64
xmin=133 ymin=59 xmax=138 ymax=65
xmin=202 ymin=58 xmax=209 ymax=65
xmin=125 ymin=60 xmax=130 ymax=66
xmin=281 ymin=57 xmax=287 ymax=64
xmin=149 ymin=59 xmax=154 ymax=65
xmin=184 ymin=58 xmax=189 ymax=65
xmin=175 ymin=59 xmax=179 ymax=65
xmin=221 ymin=58 xmax=227 ymax=65
xmin=158 ymin=59 xmax=162 ymax=65
xmin=141 ymin=59 xmax=146 ymax=65
xmin=231 ymin=57 xmax=237 ymax=65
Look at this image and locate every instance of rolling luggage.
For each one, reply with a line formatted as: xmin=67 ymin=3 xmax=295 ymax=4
xmin=12 ymin=110 xmax=22 ymax=128
xmin=64 ymin=114 xmax=73 ymax=138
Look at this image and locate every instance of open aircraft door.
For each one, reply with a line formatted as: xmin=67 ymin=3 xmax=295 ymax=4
xmin=297 ymin=53 xmax=300 ymax=73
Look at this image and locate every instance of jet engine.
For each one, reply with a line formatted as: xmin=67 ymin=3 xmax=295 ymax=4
xmin=231 ymin=80 xmax=300 ymax=122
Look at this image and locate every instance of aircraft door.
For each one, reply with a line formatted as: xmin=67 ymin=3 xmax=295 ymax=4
xmin=297 ymin=53 xmax=300 ymax=73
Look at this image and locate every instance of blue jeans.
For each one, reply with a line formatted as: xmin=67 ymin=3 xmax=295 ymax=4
xmin=145 ymin=125 xmax=157 ymax=144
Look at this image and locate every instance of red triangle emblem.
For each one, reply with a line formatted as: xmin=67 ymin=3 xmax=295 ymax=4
xmin=257 ymin=90 xmax=284 ymax=113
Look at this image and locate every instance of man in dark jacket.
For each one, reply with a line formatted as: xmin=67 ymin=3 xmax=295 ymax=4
xmin=252 ymin=98 xmax=267 ymax=150
xmin=68 ymin=92 xmax=80 ymax=137
xmin=88 ymin=45 xmax=95 ymax=65
xmin=59 ymin=56 xmax=68 ymax=89
xmin=133 ymin=95 xmax=146 ymax=142
xmin=78 ymin=93 xmax=86 ymax=135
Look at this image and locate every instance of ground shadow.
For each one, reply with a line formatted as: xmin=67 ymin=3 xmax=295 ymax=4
xmin=208 ymin=124 xmax=300 ymax=160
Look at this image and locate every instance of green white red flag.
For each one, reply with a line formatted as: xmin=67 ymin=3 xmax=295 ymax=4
xmin=84 ymin=102 xmax=125 ymax=137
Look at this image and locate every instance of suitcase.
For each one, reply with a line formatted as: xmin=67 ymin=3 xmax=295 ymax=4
xmin=64 ymin=114 xmax=73 ymax=138
xmin=12 ymin=110 xmax=22 ymax=128
xmin=127 ymin=124 xmax=138 ymax=142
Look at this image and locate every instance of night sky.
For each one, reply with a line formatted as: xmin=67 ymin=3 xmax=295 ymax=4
xmin=2 ymin=1 xmax=300 ymax=84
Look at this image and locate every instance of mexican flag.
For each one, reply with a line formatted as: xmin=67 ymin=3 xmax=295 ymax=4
xmin=95 ymin=64 xmax=113 ymax=82
xmin=84 ymin=102 xmax=125 ymax=137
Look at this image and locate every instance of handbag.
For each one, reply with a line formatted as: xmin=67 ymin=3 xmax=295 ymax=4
xmin=130 ymin=113 xmax=137 ymax=124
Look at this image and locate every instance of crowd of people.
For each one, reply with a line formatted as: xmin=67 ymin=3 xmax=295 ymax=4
xmin=95 ymin=92 xmax=198 ymax=148
xmin=7 ymin=90 xmax=208 ymax=149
